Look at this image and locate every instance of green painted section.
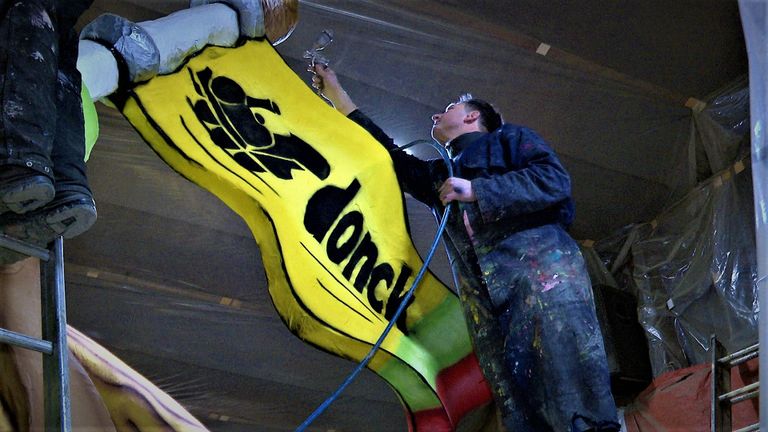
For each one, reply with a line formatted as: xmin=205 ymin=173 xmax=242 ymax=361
xmin=81 ymin=82 xmax=99 ymax=161
xmin=405 ymin=296 xmax=473 ymax=369
xmin=378 ymin=355 xmax=442 ymax=412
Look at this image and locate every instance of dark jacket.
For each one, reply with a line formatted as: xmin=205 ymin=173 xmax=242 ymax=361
xmin=347 ymin=109 xmax=574 ymax=309
xmin=348 ymin=109 xmax=618 ymax=431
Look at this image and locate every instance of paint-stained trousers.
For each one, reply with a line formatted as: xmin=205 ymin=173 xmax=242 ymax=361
xmin=0 ymin=0 xmax=91 ymax=196
xmin=457 ymin=224 xmax=620 ymax=431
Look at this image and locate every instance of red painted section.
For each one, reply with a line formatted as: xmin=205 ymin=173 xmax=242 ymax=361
xmin=435 ymin=352 xmax=494 ymax=426
xmin=409 ymin=407 xmax=454 ymax=432
xmin=624 ymin=359 xmax=759 ymax=431
xmin=407 ymin=353 xmax=493 ymax=431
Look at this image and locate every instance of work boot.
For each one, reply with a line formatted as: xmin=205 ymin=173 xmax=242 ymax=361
xmin=0 ymin=166 xmax=55 ymax=214
xmin=0 ymin=191 xmax=97 ymax=264
xmin=43 ymin=191 xmax=97 ymax=239
xmin=571 ymin=414 xmax=621 ymax=432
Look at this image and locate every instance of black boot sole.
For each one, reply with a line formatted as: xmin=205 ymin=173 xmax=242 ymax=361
xmin=0 ymin=198 xmax=97 ymax=265
xmin=0 ymin=177 xmax=55 ymax=214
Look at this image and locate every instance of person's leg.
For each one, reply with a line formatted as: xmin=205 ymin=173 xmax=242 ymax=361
xmin=0 ymin=0 xmax=57 ymax=214
xmin=0 ymin=1 xmax=96 ymax=261
xmin=498 ymin=305 xmax=554 ymax=432
xmin=457 ymin=275 xmax=535 ymax=432
xmin=493 ymin=224 xmax=619 ymax=431
xmin=531 ymin=299 xmax=619 ymax=431
xmin=44 ymin=23 xmax=96 ymax=238
xmin=524 ymin=229 xmax=619 ymax=431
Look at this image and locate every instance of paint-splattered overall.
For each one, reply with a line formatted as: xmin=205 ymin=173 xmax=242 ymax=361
xmin=0 ymin=0 xmax=93 ymax=195
xmin=451 ymin=223 xmax=619 ymax=432
xmin=349 ymin=110 xmax=619 ymax=431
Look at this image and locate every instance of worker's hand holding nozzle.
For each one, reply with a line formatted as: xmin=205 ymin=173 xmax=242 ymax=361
xmin=311 ymin=64 xmax=339 ymax=97
xmin=310 ymin=63 xmax=358 ymax=115
xmin=304 ymin=29 xmax=356 ymax=114
xmin=304 ymin=29 xmax=333 ymax=92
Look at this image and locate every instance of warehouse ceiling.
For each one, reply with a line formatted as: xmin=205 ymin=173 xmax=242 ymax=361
xmin=63 ymin=1 xmax=748 ymax=430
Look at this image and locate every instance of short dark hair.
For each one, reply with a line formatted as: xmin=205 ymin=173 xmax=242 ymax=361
xmin=458 ymin=93 xmax=503 ymax=132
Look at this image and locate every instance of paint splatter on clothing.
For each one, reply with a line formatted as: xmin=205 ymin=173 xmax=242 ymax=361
xmin=0 ymin=0 xmax=94 ymax=194
xmin=348 ymin=110 xmax=619 ymax=431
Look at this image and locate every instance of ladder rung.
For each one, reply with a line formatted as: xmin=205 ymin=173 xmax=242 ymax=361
xmin=725 ymin=350 xmax=759 ymax=368
xmin=734 ymin=423 xmax=760 ymax=432
xmin=729 ymin=389 xmax=760 ymax=404
xmin=0 ymin=328 xmax=53 ymax=354
xmin=719 ymin=343 xmax=759 ymax=366
xmin=719 ymin=382 xmax=760 ymax=403
xmin=0 ymin=233 xmax=50 ymax=261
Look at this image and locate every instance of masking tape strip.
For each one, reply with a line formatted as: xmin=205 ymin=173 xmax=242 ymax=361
xmin=642 ymin=158 xmax=748 ymax=236
xmin=734 ymin=160 xmax=745 ymax=174
xmin=208 ymin=413 xmax=230 ymax=422
xmin=711 ymin=158 xmax=749 ymax=189
xmin=685 ymin=97 xmax=707 ymax=113
xmin=218 ymin=296 xmax=243 ymax=309
xmin=219 ymin=297 xmax=233 ymax=306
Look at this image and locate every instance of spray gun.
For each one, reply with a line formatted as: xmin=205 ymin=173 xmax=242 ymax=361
xmin=304 ymin=29 xmax=334 ymax=93
xmin=304 ymin=29 xmax=334 ymax=67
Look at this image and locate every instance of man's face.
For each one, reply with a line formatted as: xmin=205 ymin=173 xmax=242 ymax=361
xmin=431 ymin=102 xmax=469 ymax=145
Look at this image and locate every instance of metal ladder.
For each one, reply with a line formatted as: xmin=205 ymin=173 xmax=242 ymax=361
xmin=0 ymin=233 xmax=71 ymax=431
xmin=711 ymin=335 xmax=759 ymax=432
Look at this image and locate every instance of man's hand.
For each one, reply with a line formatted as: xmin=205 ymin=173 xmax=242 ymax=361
xmin=310 ymin=64 xmax=357 ymax=115
xmin=438 ymin=177 xmax=476 ymax=205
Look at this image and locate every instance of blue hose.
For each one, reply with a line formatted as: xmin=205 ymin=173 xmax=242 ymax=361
xmin=295 ymin=139 xmax=453 ymax=431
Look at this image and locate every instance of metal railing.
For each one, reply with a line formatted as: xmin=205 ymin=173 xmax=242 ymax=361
xmin=711 ymin=335 xmax=759 ymax=432
xmin=0 ymin=233 xmax=71 ymax=431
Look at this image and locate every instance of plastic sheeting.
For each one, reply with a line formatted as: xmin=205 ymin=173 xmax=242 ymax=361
xmin=273 ymin=1 xmax=745 ymax=241
xmin=633 ymin=160 xmax=757 ymax=375
xmin=590 ymin=81 xmax=758 ymax=378
xmin=738 ymin=1 xmax=768 ymax=427
xmin=622 ymin=360 xmax=758 ymax=431
xmin=55 ymin=1 xmax=749 ymax=430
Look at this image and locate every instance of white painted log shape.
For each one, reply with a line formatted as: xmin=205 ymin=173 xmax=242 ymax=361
xmin=77 ymin=3 xmax=241 ymax=100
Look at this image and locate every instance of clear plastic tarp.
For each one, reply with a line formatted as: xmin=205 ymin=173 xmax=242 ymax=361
xmin=738 ymin=0 xmax=768 ymax=427
xmin=64 ymin=3 xmax=753 ymax=429
xmin=589 ymin=80 xmax=759 ymax=377
xmin=0 ymin=1 xmax=755 ymax=430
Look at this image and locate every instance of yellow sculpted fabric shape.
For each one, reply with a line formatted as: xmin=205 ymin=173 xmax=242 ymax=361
xmin=115 ymin=38 xmax=484 ymax=425
xmin=67 ymin=327 xmax=209 ymax=431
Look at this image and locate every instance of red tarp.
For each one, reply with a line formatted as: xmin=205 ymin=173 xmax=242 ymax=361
xmin=624 ymin=360 xmax=758 ymax=431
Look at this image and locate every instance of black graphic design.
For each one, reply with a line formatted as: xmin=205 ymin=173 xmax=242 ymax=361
xmin=188 ymin=67 xmax=330 ymax=180
xmin=304 ymin=179 xmax=415 ymax=333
